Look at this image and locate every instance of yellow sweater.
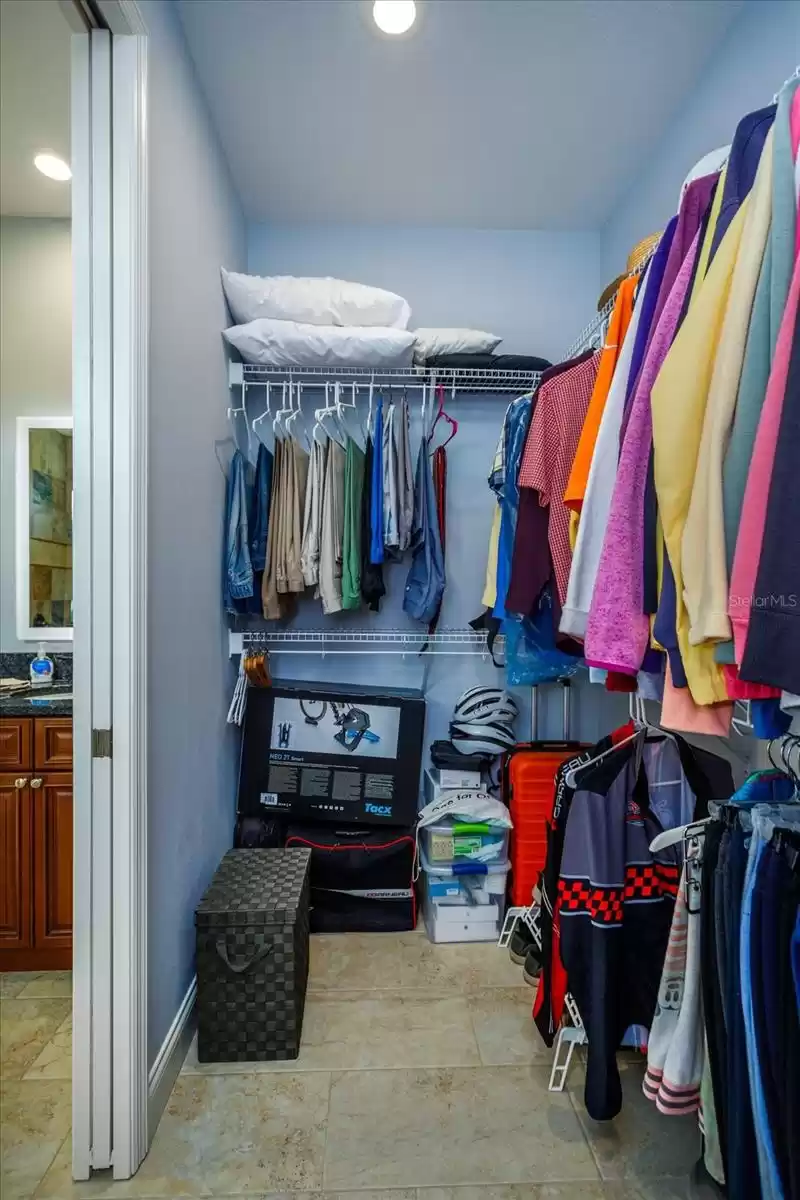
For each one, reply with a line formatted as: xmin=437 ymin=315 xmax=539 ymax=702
xmin=682 ymin=131 xmax=774 ymax=647
xmin=651 ymin=198 xmax=750 ymax=706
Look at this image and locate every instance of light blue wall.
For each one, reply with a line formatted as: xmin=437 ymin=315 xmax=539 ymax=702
xmin=602 ymin=0 xmax=800 ymax=279
xmin=141 ymin=0 xmax=246 ymax=1070
xmin=247 ymin=225 xmax=603 ymax=363
xmin=242 ymin=224 xmax=625 ymax=753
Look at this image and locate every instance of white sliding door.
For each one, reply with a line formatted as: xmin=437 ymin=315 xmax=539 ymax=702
xmin=72 ymin=9 xmax=149 ymax=1177
xmin=71 ymin=25 xmax=113 ymax=1178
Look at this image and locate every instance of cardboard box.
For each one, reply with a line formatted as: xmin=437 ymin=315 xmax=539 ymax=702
xmin=423 ymin=767 xmax=483 ymax=804
xmin=237 ymin=680 xmax=426 ymax=827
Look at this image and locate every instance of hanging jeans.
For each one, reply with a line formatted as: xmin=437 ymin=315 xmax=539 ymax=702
xmin=774 ymin=846 xmax=800 ymax=1200
xmin=223 ymin=449 xmax=254 ymax=612
xmin=740 ymin=835 xmax=782 ymax=1200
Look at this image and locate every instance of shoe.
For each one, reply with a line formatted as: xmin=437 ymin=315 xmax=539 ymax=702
xmin=508 ymin=921 xmax=536 ymax=965
xmin=522 ymin=945 xmax=543 ymax=986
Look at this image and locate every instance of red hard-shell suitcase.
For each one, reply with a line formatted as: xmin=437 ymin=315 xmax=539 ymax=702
xmin=503 ymin=681 xmax=586 ymax=907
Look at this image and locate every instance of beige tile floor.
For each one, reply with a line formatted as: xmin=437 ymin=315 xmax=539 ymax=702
xmin=1 ymin=936 xmax=711 ymax=1200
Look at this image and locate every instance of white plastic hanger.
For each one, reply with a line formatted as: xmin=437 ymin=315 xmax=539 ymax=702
xmin=252 ymin=382 xmax=272 ymax=446
xmin=649 ymin=817 xmax=712 ymax=855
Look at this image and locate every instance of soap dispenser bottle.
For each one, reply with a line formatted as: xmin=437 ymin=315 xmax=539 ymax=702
xmin=30 ymin=643 xmax=54 ymax=689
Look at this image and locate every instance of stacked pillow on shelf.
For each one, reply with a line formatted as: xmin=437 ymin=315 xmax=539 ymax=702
xmin=221 ymin=269 xmax=417 ymax=367
xmin=220 ymin=268 xmax=551 ymax=373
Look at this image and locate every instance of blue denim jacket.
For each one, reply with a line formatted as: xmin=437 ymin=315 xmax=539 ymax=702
xmin=223 ymin=449 xmax=254 ymax=611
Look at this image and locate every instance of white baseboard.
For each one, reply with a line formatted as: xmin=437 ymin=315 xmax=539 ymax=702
xmin=147 ymin=976 xmax=197 ymax=1142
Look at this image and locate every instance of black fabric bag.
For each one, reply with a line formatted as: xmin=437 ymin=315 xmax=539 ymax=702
xmin=285 ymin=824 xmax=416 ymax=933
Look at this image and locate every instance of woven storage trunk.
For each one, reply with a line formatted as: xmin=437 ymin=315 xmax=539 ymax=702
xmin=195 ymin=848 xmax=311 ymax=1063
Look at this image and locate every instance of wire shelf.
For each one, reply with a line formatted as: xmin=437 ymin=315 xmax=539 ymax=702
xmin=229 ymin=628 xmax=501 ymax=657
xmin=229 ymin=362 xmax=542 ymax=394
xmin=562 ymin=244 xmax=659 ymax=363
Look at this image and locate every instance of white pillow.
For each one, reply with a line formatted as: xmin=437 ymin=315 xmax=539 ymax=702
xmin=221 ymin=269 xmax=411 ymax=330
xmin=223 ymin=318 xmax=416 ymax=368
xmin=412 ymin=327 xmax=502 ymax=364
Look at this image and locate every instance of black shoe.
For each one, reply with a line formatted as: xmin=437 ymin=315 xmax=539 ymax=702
xmin=523 ymin=945 xmax=543 ymax=986
xmin=508 ymin=921 xmax=536 ymax=965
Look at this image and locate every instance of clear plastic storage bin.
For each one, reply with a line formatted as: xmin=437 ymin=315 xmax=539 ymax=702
xmin=418 ymin=820 xmax=509 ymax=869
xmin=420 ymin=849 xmax=510 ymax=943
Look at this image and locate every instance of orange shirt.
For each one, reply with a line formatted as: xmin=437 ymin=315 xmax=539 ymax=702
xmin=563 ymin=274 xmax=638 ymax=513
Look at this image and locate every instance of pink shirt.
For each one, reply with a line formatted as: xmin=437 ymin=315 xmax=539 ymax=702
xmin=518 ymin=352 xmax=599 ymax=605
xmin=729 ymin=252 xmax=800 ymax=660
xmin=585 ymin=229 xmax=701 ymax=675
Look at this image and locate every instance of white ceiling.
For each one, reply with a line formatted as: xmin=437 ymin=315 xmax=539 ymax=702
xmin=0 ymin=0 xmax=72 ymax=218
xmin=177 ymin=0 xmax=744 ymax=229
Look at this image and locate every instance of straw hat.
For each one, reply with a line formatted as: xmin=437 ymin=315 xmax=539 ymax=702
xmin=596 ymin=230 xmax=662 ymax=311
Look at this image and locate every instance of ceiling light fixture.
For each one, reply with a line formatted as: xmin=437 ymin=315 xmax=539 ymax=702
xmin=373 ymin=0 xmax=416 ymax=36
xmin=34 ymin=153 xmax=72 ymax=182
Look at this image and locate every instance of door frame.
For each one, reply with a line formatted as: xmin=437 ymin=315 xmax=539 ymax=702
xmin=71 ymin=0 xmax=150 ymax=1181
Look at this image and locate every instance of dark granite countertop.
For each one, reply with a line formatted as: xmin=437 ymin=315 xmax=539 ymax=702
xmin=0 ymin=652 xmax=73 ymax=718
xmin=0 ymin=687 xmax=73 ymax=718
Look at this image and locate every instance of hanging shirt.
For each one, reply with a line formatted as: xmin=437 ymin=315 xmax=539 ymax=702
xmin=493 ymin=396 xmax=533 ymax=620
xmin=560 ymin=268 xmax=650 ymax=639
xmin=718 ymin=81 xmax=800 ymax=667
xmin=585 ymin=229 xmax=701 ymax=676
xmin=301 ymin=439 xmax=325 ymax=589
xmin=360 ymin=436 xmax=386 ymax=611
xmin=563 ymin=276 xmax=638 ymax=516
xmin=652 ymin=200 xmax=752 ymax=706
xmin=369 ymin=398 xmax=385 ymax=564
xmin=682 ymin=130 xmax=775 ymax=646
xmin=396 ymin=395 xmax=414 ymax=551
xmin=738 ymin=280 xmax=800 ymax=691
xmin=643 ymin=867 xmax=703 ymax=1116
xmin=728 ymin=254 xmax=800 ymax=666
xmin=382 ymin=402 xmax=400 ymax=552
xmin=707 ymin=103 xmax=776 ymax=263
xmin=342 ymin=437 xmax=365 ymax=610
xmin=262 ymin=438 xmax=285 ymax=620
xmin=506 ymin=356 xmax=590 ymax=617
xmin=619 ymin=220 xmax=677 ymax=443
xmin=518 ymin=352 xmax=600 ymax=606
xmin=319 ymin=438 xmax=346 ymax=614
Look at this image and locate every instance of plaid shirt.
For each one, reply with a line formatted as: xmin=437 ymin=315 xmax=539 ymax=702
xmin=519 ymin=352 xmax=600 ymax=604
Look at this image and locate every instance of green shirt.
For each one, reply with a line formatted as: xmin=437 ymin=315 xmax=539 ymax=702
xmin=342 ymin=437 xmax=365 ymax=610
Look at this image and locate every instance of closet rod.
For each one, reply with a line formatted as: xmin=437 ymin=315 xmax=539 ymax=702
xmin=229 ymin=362 xmax=542 ymax=394
xmin=229 ymin=628 xmax=502 ymax=658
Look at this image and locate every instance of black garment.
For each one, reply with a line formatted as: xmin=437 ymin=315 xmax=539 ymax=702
xmin=533 ymin=737 xmax=614 ymax=1047
xmin=740 ymin=300 xmax=800 ymax=692
xmin=558 ymin=735 xmax=732 ymax=1121
xmin=360 ymin=437 xmax=386 ymax=612
xmin=752 ymin=839 xmax=800 ymax=1199
xmin=700 ymin=821 xmax=728 ymax=1178
xmin=708 ymin=104 xmax=776 ymax=264
xmin=724 ymin=825 xmax=760 ymax=1200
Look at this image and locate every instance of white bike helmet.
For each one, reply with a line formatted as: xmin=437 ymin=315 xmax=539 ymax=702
xmin=449 ymin=719 xmax=517 ymax=758
xmin=452 ymin=686 xmax=518 ymax=726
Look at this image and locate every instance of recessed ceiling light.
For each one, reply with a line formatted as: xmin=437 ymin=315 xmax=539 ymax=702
xmin=34 ymin=153 xmax=71 ymax=182
xmin=373 ymin=0 xmax=416 ymax=36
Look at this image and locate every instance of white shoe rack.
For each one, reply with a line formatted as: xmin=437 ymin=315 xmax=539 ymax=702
xmin=499 ymin=903 xmax=587 ymax=1092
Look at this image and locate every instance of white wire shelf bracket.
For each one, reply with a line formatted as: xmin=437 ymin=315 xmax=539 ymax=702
xmin=229 ymin=628 xmax=504 ymax=658
xmin=228 ymin=362 xmax=543 ymax=394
